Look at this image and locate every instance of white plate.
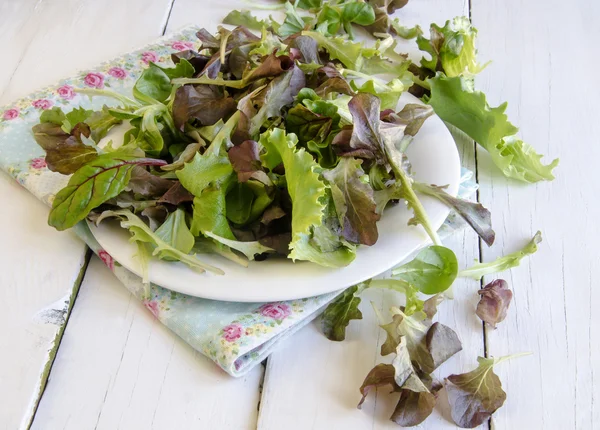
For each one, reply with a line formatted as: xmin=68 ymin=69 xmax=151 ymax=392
xmin=88 ymin=93 xmax=461 ymax=302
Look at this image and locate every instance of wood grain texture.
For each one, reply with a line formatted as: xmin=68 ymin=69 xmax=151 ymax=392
xmin=255 ymin=1 xmax=489 ymax=428
xmin=472 ymin=0 xmax=600 ymax=429
xmin=32 ymin=257 xmax=263 ymax=430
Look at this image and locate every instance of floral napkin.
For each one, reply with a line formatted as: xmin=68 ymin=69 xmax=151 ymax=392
xmin=0 ymin=26 xmax=475 ymax=376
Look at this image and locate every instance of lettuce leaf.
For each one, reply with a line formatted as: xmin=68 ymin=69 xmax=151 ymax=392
xmin=96 ymin=209 xmax=223 ymax=274
xmin=427 ymin=75 xmax=559 ymax=182
xmin=259 ymin=128 xmax=355 ymax=267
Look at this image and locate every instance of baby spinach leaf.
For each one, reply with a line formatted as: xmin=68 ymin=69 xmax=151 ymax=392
xmin=445 ymin=353 xmax=530 ymax=428
xmin=133 ymin=64 xmax=172 ymax=104
xmin=226 ymin=182 xmax=255 ymax=225
xmin=459 ymin=231 xmax=542 ymax=280
xmin=476 ymin=279 xmax=513 ymax=328
xmin=321 ymin=284 xmax=364 ymax=341
xmin=49 ymin=155 xmax=166 ymax=230
xmin=154 ymin=208 xmax=195 ymax=255
xmin=391 ymin=245 xmax=458 ymax=295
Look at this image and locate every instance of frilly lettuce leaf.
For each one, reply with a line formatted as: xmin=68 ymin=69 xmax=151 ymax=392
xmin=321 ymin=283 xmax=365 ymax=341
xmin=418 ymin=16 xmax=489 ymax=78
xmin=427 ymin=75 xmax=559 ymax=182
xmin=259 ymin=128 xmax=355 ymax=267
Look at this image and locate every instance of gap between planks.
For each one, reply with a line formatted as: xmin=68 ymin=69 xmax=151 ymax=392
xmin=24 ymin=248 xmax=93 ymax=430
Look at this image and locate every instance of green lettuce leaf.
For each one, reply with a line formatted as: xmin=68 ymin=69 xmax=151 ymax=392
xmin=204 ymin=231 xmax=274 ymax=260
xmin=97 ymin=209 xmax=223 ymax=274
xmin=459 ymin=231 xmax=542 ymax=280
xmin=222 ymin=9 xmax=268 ymax=31
xmin=259 ymin=129 xmax=354 ymax=267
xmin=154 ymin=208 xmax=195 ymax=255
xmin=49 ymin=155 xmax=166 ymax=230
xmin=427 ymin=75 xmax=559 ymax=182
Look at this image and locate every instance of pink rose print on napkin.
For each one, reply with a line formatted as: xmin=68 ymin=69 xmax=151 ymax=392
xmin=222 ymin=323 xmax=243 ymax=342
xmin=257 ymin=303 xmax=292 ymax=320
xmin=98 ymin=249 xmax=114 ymax=271
xmin=57 ymin=85 xmax=75 ymax=100
xmin=171 ymin=41 xmax=194 ymax=51
xmin=2 ymin=108 xmax=19 ymax=120
xmin=108 ymin=67 xmax=127 ymax=79
xmin=84 ymin=72 xmax=104 ymax=88
xmin=141 ymin=51 xmax=158 ymax=64
xmin=32 ymin=99 xmax=53 ymax=110
xmin=143 ymin=300 xmax=160 ymax=318
xmin=30 ymin=157 xmax=47 ymax=169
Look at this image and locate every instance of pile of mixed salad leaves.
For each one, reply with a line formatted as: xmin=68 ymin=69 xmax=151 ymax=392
xmin=31 ymin=0 xmax=557 ymax=427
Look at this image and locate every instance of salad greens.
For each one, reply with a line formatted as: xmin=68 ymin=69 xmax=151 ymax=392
xmin=31 ymin=1 xmax=553 ymax=426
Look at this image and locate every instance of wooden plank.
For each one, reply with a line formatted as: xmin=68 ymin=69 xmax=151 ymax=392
xmin=472 ymin=0 xmax=599 ymax=428
xmin=32 ymin=257 xmax=263 ymax=430
xmin=256 ymin=1 xmax=490 ymax=428
xmin=0 ymin=0 xmax=182 ymax=428
xmin=0 ymin=2 xmax=90 ymax=429
xmin=27 ymin=2 xmax=264 ymax=429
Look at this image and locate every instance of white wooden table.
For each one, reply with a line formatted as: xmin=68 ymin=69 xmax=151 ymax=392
xmin=1 ymin=0 xmax=598 ymax=429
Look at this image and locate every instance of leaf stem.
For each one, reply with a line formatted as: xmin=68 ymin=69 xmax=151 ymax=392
xmin=75 ymin=88 xmax=140 ymax=108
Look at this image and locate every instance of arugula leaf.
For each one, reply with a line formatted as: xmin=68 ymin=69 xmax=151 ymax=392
xmin=391 ymin=246 xmax=458 ymax=295
xmin=323 ymin=157 xmax=380 ymax=245
xmin=459 ymin=231 xmax=542 ymax=280
xmin=32 ymin=122 xmax=98 ymax=174
xmin=476 ymin=279 xmax=513 ymax=328
xmin=154 ymin=208 xmax=195 ymax=255
xmin=222 ymin=9 xmax=268 ymax=31
xmin=321 ymin=284 xmax=364 ymax=341
xmin=445 ymin=353 xmax=531 ymax=428
xmin=427 ymin=75 xmax=559 ymax=182
xmin=97 ymin=209 xmax=223 ymax=274
xmin=49 ymin=155 xmax=167 ymax=230
xmin=413 ymin=182 xmax=495 ymax=246
xmin=204 ymin=231 xmax=274 ymax=260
